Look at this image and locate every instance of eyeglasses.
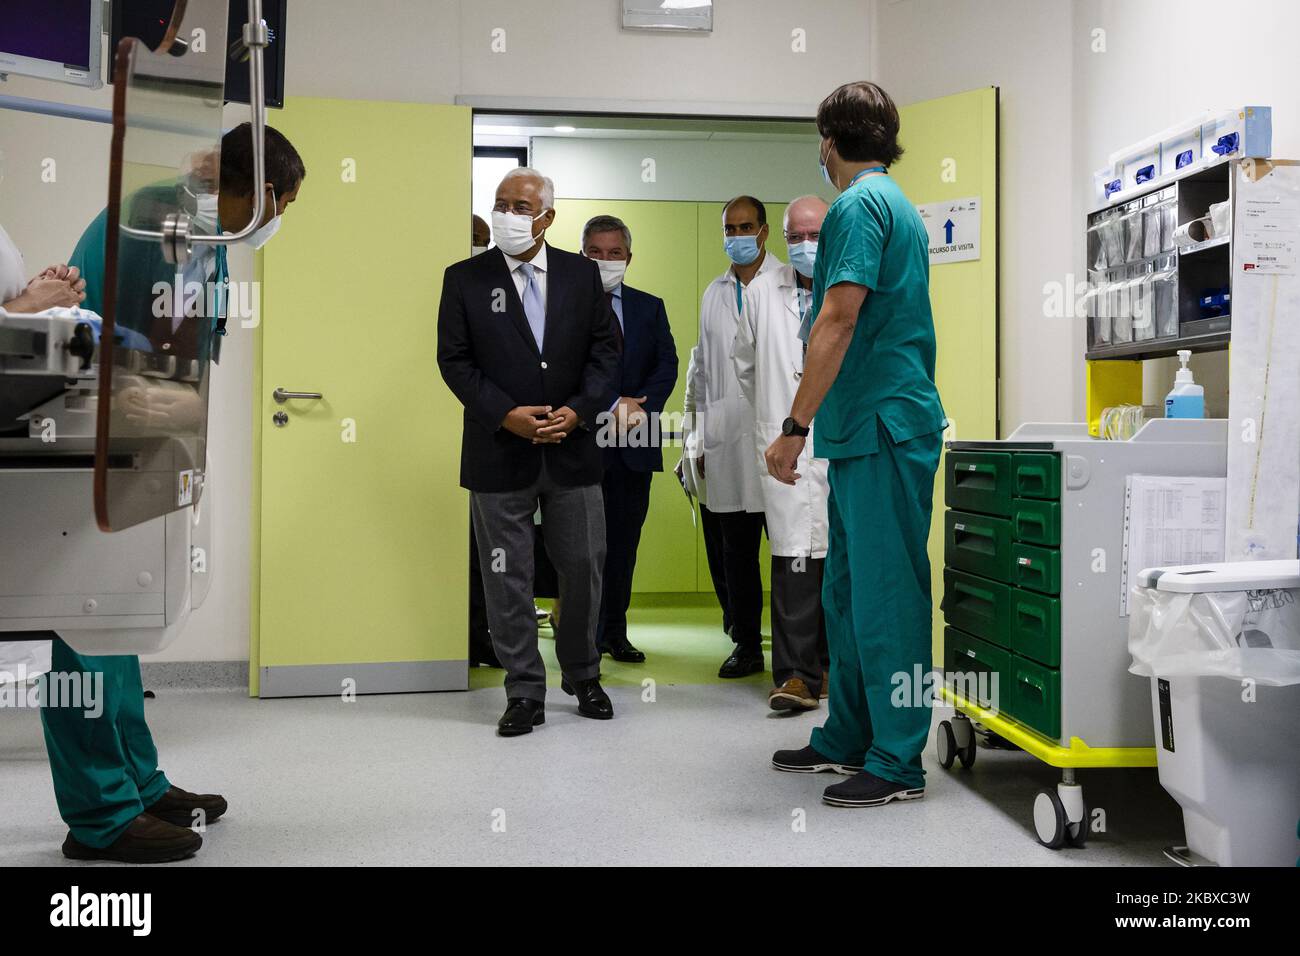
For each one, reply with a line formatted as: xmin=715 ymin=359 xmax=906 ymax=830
xmin=493 ymin=200 xmax=540 ymax=215
xmin=784 ymin=231 xmax=820 ymax=243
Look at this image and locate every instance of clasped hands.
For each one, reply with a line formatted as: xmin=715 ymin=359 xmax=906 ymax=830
xmin=503 ymin=405 xmax=580 ymax=444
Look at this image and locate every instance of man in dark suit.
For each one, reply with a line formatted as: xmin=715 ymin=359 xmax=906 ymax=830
xmin=582 ymin=215 xmax=678 ymax=664
xmin=438 ymin=167 xmax=621 ymax=737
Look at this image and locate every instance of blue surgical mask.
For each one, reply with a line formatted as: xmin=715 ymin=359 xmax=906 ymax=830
xmin=788 ymin=240 xmax=817 ymax=278
xmin=818 ymin=140 xmax=834 ymax=188
xmin=724 ymin=234 xmax=760 ymax=266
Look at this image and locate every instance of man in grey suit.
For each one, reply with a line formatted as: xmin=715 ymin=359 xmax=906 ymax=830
xmin=438 ymin=167 xmax=622 ymax=736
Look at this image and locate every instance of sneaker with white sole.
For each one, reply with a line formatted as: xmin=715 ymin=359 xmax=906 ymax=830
xmin=771 ymin=745 xmax=862 ymax=775
xmin=822 ymin=770 xmax=925 ymax=807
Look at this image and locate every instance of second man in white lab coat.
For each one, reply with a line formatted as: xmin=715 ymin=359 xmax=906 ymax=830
xmin=733 ymin=196 xmax=831 ymax=710
xmin=681 ymin=196 xmax=780 ymax=678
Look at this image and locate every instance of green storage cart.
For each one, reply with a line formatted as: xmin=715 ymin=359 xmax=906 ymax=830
xmin=936 ymin=420 xmax=1227 ymax=848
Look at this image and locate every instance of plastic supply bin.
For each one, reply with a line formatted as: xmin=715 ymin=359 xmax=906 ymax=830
xmin=1129 ymin=559 xmax=1300 ymax=867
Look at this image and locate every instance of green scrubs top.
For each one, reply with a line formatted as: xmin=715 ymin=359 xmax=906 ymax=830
xmin=808 ymin=174 xmax=945 ymax=459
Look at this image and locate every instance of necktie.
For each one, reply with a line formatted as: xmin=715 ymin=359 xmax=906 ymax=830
xmin=606 ymin=291 xmax=624 ymax=349
xmin=519 ymin=262 xmax=545 ymax=351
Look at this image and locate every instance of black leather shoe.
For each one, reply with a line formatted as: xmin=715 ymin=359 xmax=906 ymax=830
xmin=497 ymin=697 xmax=545 ymax=736
xmin=600 ymin=637 xmax=646 ymax=664
xmin=143 ymin=785 xmax=228 ymax=828
xmin=62 ymin=813 xmax=202 ymax=864
xmin=560 ymin=677 xmax=614 ymax=719
xmin=719 ymin=647 xmax=765 ymax=678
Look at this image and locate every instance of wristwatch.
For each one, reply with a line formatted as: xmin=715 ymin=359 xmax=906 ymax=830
xmin=781 ymin=416 xmax=810 ymax=437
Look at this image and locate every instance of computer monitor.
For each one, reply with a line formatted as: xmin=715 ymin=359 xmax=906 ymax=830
xmin=0 ymin=0 xmax=103 ymax=89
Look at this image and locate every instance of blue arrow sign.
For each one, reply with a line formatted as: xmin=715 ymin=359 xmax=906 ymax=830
xmin=943 ymin=218 xmax=955 ymax=244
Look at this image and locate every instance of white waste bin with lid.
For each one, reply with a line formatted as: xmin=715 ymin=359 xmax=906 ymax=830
xmin=1128 ymin=559 xmax=1300 ymax=867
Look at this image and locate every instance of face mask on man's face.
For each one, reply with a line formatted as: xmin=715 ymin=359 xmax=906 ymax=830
xmin=724 ymin=234 xmax=761 ymax=266
xmin=788 ymin=240 xmax=818 ymax=278
xmin=244 ymin=186 xmax=281 ymax=250
xmin=492 ymin=209 xmax=548 ymax=256
xmin=593 ymin=258 xmax=627 ymax=292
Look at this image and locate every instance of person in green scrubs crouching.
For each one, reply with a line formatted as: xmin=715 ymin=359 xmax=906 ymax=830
xmin=766 ymin=81 xmax=946 ymax=808
xmin=46 ymin=124 xmax=306 ymax=862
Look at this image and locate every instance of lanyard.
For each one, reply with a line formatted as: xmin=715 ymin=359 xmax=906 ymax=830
xmin=848 ymin=166 xmax=887 ymax=188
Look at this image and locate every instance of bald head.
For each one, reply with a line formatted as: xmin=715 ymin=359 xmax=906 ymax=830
xmin=783 ymin=195 xmax=829 ymax=238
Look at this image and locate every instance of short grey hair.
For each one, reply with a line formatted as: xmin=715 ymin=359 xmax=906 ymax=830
xmin=581 ymin=214 xmax=632 ymax=253
xmin=500 ymin=166 xmax=555 ymax=208
xmin=783 ymin=194 xmax=829 ymax=231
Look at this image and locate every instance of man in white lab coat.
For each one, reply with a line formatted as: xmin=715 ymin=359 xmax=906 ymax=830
xmin=733 ymin=196 xmax=832 ymax=710
xmin=681 ymin=196 xmax=780 ymax=678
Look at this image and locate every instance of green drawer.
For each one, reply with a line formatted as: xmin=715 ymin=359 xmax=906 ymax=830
xmin=945 ymin=510 xmax=1013 ymax=583
xmin=941 ymin=569 xmax=1011 ymax=648
xmin=1011 ymin=588 xmax=1060 ymax=667
xmin=1009 ymin=654 xmax=1061 ymax=740
xmin=943 ymin=626 xmax=1008 ymax=711
xmin=945 ymin=450 xmax=1013 ymax=516
xmin=1013 ymin=542 xmax=1061 ymax=594
xmin=1011 ymin=497 xmax=1061 ymax=546
xmin=1012 ymin=452 xmax=1061 ymax=500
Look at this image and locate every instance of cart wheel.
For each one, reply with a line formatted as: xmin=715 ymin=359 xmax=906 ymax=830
xmin=1033 ymin=788 xmax=1068 ymax=849
xmin=936 ymin=720 xmax=957 ymax=770
xmin=1066 ymin=803 xmax=1090 ymax=847
xmin=957 ymin=733 xmax=977 ymax=769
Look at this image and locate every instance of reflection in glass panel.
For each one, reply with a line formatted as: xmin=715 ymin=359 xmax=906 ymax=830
xmin=99 ymin=0 xmax=230 ymax=530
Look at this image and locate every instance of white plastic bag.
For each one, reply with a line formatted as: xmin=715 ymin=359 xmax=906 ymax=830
xmin=1128 ymin=586 xmax=1300 ymax=685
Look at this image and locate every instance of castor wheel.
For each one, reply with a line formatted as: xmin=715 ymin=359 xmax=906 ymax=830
xmin=952 ymin=715 xmax=977 ymax=768
xmin=936 ymin=720 xmax=957 ymax=770
xmin=1033 ymin=788 xmax=1068 ymax=849
xmin=1066 ymin=803 xmax=1090 ymax=847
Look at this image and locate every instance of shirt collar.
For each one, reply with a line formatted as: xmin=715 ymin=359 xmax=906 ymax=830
xmin=503 ymin=242 xmax=548 ymax=274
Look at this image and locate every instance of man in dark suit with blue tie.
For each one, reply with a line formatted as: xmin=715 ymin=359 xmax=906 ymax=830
xmin=438 ymin=169 xmax=622 ymax=736
xmin=582 ymin=216 xmax=679 ymax=664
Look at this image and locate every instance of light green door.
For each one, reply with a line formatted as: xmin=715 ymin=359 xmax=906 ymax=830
xmin=890 ymin=87 xmax=1000 ymax=663
xmin=251 ymin=98 xmax=472 ymax=697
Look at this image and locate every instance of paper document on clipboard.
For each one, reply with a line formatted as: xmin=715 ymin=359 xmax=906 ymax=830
xmin=1120 ymin=474 xmax=1226 ymax=615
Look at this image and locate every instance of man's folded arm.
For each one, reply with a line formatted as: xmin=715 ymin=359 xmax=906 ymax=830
xmin=436 ymin=267 xmax=516 ymax=430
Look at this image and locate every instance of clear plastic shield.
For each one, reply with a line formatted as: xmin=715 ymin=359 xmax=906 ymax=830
xmin=96 ymin=0 xmax=229 ymax=531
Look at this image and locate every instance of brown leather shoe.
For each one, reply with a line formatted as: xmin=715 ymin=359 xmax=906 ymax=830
xmin=144 ymin=785 xmax=228 ymax=828
xmin=62 ymin=813 xmax=202 ymax=864
xmin=820 ymin=671 xmax=829 ymax=699
xmin=769 ymin=678 xmax=818 ymax=712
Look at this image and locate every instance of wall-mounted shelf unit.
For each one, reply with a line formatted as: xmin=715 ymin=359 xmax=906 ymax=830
xmin=1085 ymin=160 xmax=1234 ymax=362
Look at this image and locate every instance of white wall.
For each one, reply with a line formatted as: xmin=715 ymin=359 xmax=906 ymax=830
xmin=872 ymin=0 xmax=1078 ymax=434
xmin=875 ymin=0 xmax=1298 ymax=431
xmin=533 ymin=135 xmax=832 ymax=203
xmin=1072 ymin=0 xmax=1300 ymax=415
xmin=1 ymin=0 xmax=874 ymax=663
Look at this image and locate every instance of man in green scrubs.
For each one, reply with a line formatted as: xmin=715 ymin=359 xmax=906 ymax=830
xmin=767 ymin=82 xmax=946 ymax=807
xmin=45 ymin=124 xmax=305 ymax=862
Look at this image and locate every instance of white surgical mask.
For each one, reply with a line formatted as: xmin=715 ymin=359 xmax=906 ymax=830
xmin=245 ymin=186 xmax=281 ymax=250
xmin=492 ymin=209 xmax=547 ymax=256
xmin=193 ymin=193 xmax=219 ymax=232
xmin=471 ymin=244 xmax=489 ymax=257
xmin=594 ymin=258 xmax=627 ymax=292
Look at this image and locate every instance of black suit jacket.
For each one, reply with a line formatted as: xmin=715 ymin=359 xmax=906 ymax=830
xmin=604 ymin=284 xmax=678 ymax=473
xmin=437 ymin=244 xmax=621 ymax=492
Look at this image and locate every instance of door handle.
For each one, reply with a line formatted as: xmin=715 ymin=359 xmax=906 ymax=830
xmin=273 ymin=387 xmax=324 ymax=404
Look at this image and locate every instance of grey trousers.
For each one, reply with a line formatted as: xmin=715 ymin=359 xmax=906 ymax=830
xmin=470 ymin=462 xmax=605 ymax=702
xmin=771 ymin=556 xmax=828 ymax=695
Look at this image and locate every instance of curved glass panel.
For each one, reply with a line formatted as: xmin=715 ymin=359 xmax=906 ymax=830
xmin=97 ymin=0 xmax=229 ymax=531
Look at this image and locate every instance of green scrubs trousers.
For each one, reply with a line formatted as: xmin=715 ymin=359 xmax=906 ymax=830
xmin=810 ymin=422 xmax=942 ymax=789
xmin=40 ymin=637 xmax=171 ymax=848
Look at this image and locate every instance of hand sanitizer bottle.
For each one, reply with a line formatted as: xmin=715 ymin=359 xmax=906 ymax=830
xmin=1165 ymin=349 xmax=1204 ymax=419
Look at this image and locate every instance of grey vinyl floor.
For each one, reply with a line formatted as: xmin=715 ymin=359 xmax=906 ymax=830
xmin=0 ymin=680 xmax=1184 ymax=867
